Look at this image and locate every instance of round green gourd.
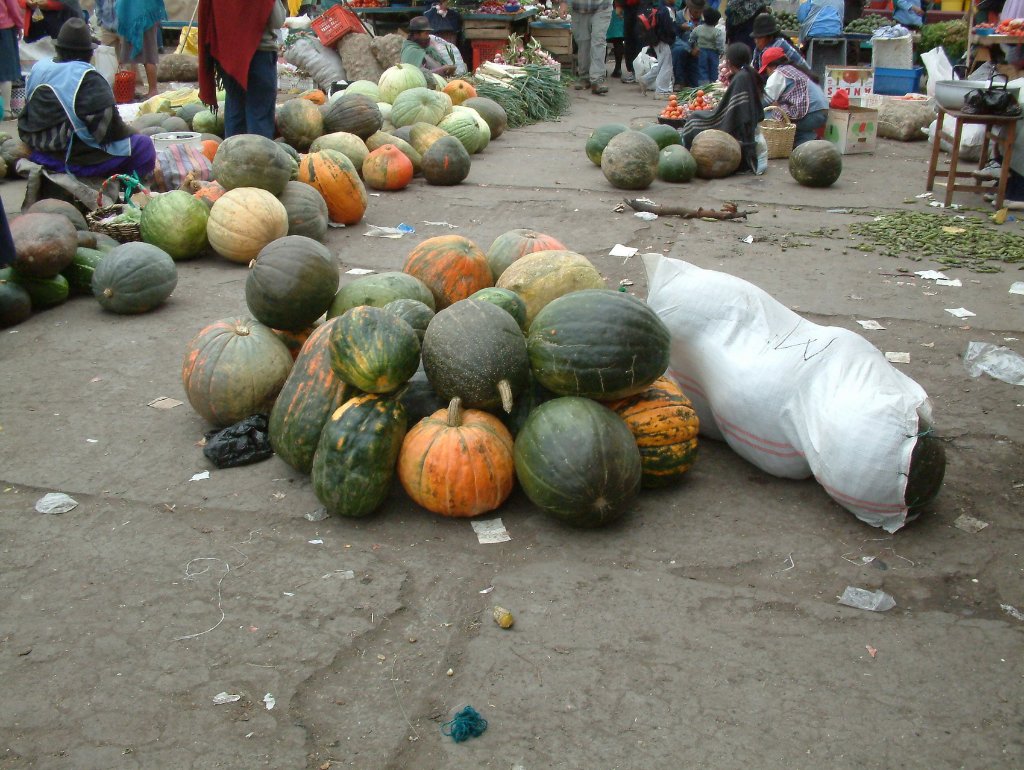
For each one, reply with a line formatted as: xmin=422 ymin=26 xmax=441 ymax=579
xmin=789 ymin=139 xmax=843 ymax=188
xmin=276 ymin=97 xmax=325 ymax=152
xmin=640 ymin=122 xmax=683 ymax=150
xmin=245 ymin=235 xmax=339 ymax=331
xmin=601 ymin=130 xmax=660 ymax=190
xmin=92 ymin=242 xmax=178 ymax=314
xmin=278 ymin=180 xmax=329 ymax=241
xmin=462 ymin=96 xmax=507 ymax=139
xmin=514 ymin=396 xmax=642 ymax=527
xmin=328 ymin=271 xmax=435 ymax=318
xmin=585 ymin=123 xmax=628 ymax=166
xmin=382 ymin=298 xmax=435 ymax=341
xmin=657 ymin=144 xmax=698 ymax=183
xmin=139 ymin=190 xmax=209 ymax=260
xmin=421 ymin=136 xmax=471 ymax=186
xmin=0 ymin=277 xmax=32 ymax=327
xmin=468 ymin=286 xmax=527 ymax=331
xmin=527 ymin=289 xmax=670 ymax=400
xmin=329 ymin=305 xmax=421 ymax=393
xmin=213 ymin=134 xmax=295 ymax=195
xmin=320 ymin=92 xmax=383 ymax=138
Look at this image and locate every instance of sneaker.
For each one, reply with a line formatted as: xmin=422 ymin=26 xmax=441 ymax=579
xmin=591 ymin=80 xmax=609 ymax=95
xmin=573 ymin=77 xmax=590 ymax=90
xmin=611 ymin=68 xmax=621 ymax=78
xmin=974 ymin=160 xmax=1002 ymax=180
xmin=621 ymin=72 xmax=636 ymax=84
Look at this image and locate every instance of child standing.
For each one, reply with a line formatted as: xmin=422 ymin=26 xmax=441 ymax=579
xmin=607 ymin=0 xmax=624 ymax=79
xmin=638 ymin=0 xmax=676 ymax=98
xmin=691 ymin=7 xmax=724 ymax=86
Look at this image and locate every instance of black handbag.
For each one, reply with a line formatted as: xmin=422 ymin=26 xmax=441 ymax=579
xmin=962 ymin=74 xmax=1023 ymax=117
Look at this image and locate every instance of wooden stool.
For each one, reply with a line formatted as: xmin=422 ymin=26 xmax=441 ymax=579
xmin=925 ymin=107 xmax=1019 ymax=209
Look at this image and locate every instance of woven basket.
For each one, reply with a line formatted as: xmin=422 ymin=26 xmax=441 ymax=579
xmin=759 ymin=108 xmax=796 ymax=160
xmin=86 ymin=204 xmax=141 ymax=243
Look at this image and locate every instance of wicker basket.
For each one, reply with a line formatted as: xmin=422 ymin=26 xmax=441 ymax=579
xmin=759 ymin=107 xmax=796 ymax=160
xmin=86 ymin=204 xmax=142 ymax=243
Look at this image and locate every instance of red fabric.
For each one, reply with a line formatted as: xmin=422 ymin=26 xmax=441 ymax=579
xmin=198 ymin=0 xmax=276 ymax=107
xmin=830 ymin=90 xmax=850 ymax=110
xmin=19 ymin=0 xmax=64 ymax=35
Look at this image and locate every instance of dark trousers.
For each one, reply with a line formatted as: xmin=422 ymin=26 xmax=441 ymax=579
xmin=672 ymin=38 xmax=698 ymax=86
xmin=726 ymin=15 xmax=758 ymax=51
xmin=697 ymin=48 xmax=719 ymax=84
xmin=221 ymin=50 xmax=278 ymax=139
xmin=623 ymin=3 xmax=641 ymax=75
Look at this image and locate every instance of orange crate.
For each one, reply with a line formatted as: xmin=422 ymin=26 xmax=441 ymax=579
xmin=311 ymin=6 xmax=366 ymax=46
xmin=472 ymin=39 xmax=504 ymax=69
xmin=114 ymin=70 xmax=136 ymax=104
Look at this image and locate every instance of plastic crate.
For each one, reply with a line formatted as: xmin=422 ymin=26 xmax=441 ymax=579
xmin=311 ymin=6 xmax=366 ymax=47
xmin=472 ymin=39 xmax=504 ymax=70
xmin=872 ymin=66 xmax=923 ymax=96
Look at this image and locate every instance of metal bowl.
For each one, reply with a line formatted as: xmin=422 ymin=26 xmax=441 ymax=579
xmin=934 ymin=79 xmax=1021 ymax=111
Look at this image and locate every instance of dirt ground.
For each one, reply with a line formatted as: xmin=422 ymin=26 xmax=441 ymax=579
xmin=1 ymin=81 xmax=1023 ymax=770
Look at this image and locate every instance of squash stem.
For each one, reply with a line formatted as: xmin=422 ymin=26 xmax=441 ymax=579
xmin=446 ymin=397 xmax=463 ymax=427
xmin=497 ymin=379 xmax=514 ymax=414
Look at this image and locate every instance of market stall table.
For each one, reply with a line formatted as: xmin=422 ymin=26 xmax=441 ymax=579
xmin=463 ymin=9 xmax=539 ymax=68
xmin=528 ymin=19 xmax=574 ymax=70
xmin=969 ymin=33 xmax=1024 ymax=77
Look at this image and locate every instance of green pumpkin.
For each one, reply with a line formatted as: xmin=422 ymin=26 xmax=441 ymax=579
xmin=7 ymin=269 xmax=69 ymax=309
xmin=320 ymin=93 xmax=383 ymax=139
xmin=789 ymin=139 xmax=843 ymax=188
xmin=276 ymin=98 xmax=324 ymax=152
xmin=421 ymin=298 xmax=528 ymax=413
xmin=365 ymin=131 xmax=422 ymax=174
xmin=25 ymin=198 xmax=89 ymax=230
xmin=585 ymin=123 xmax=628 ymax=166
xmin=640 ymin=122 xmax=683 ymax=150
xmin=140 ymin=190 xmax=210 ymax=260
xmin=278 ymin=180 xmax=329 ymax=241
xmin=389 ymin=87 xmax=448 ymax=127
xmin=176 ymin=102 xmax=204 ymax=127
xmin=462 ymin=96 xmax=507 ymax=139
xmin=437 ymin=112 xmax=482 ymax=155
xmin=329 ymin=305 xmax=421 ymax=393
xmin=514 ymin=396 xmax=642 ymax=527
xmin=328 ymin=271 xmax=435 ymax=317
xmin=268 ymin=319 xmax=359 ymax=473
xmin=92 ymin=242 xmax=178 ymax=314
xmin=61 ymin=247 xmax=106 ymax=295
xmin=399 ymin=368 xmax=447 ymax=425
xmin=310 ymin=392 xmax=408 ymax=517
xmin=657 ymin=145 xmax=697 ymax=183
xmin=0 ymin=276 xmax=32 ymax=327
xmin=468 ymin=287 xmax=527 ymax=331
xmin=601 ymin=130 xmax=660 ymax=190
xmin=377 ymin=63 xmax=428 ymax=104
xmin=191 ymin=108 xmax=225 ymax=137
xmin=421 ymin=136 xmax=471 ymax=186
xmin=245 ymin=235 xmax=338 ymax=331
xmin=382 ymin=298 xmax=434 ymax=341
xmin=527 ymin=289 xmax=670 ymax=401
xmin=213 ymin=134 xmax=296 ymax=195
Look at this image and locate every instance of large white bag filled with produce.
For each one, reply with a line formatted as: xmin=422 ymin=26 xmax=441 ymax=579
xmin=643 ymin=254 xmax=943 ymax=532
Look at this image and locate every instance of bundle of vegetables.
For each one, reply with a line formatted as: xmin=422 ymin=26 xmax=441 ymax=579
xmin=918 ymin=20 xmax=968 ymax=61
xmin=492 ymin=33 xmax=561 ymax=69
xmin=471 ymin=62 xmax=570 ymax=128
xmin=843 ymin=14 xmax=897 ymax=33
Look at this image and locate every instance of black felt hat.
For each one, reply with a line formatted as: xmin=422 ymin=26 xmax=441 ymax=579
xmin=409 ymin=16 xmax=431 ymax=32
xmin=55 ymin=18 xmax=96 ymax=53
xmin=752 ymin=13 xmax=779 ymax=38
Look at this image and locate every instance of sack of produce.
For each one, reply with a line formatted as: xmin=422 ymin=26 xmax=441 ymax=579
xmin=286 ymin=36 xmax=348 ymax=90
xmin=643 ymin=253 xmax=944 ymax=532
xmin=876 ymin=96 xmax=936 ymax=141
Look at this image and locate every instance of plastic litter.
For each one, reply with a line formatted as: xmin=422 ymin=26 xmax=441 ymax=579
xmin=963 ymin=342 xmax=1024 ymax=386
xmin=190 ymin=471 xmax=210 ymax=481
xmin=305 ymin=506 xmax=329 ymax=522
xmin=471 ymin=518 xmax=511 ymax=544
xmin=364 ymin=223 xmax=415 ymax=238
xmin=1009 ymin=282 xmax=1024 ymax=296
xmin=213 ymin=692 xmax=241 ymax=705
xmin=263 ymin=693 xmax=276 ymax=710
xmin=945 ymin=307 xmax=976 ymax=319
xmin=838 ymin=587 xmax=896 ymax=612
xmin=1001 ymin=604 xmax=1024 ymax=622
xmin=634 ymin=211 xmax=658 ymax=221
xmin=203 ymin=415 xmax=273 ymax=468
xmin=35 ymin=492 xmax=78 ymax=514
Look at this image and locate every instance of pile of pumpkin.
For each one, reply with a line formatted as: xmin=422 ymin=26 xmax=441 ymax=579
xmin=0 ymin=199 xmax=179 ymax=328
xmin=181 ymin=230 xmax=700 ymax=528
xmin=587 ymin=123 xmax=844 ymax=189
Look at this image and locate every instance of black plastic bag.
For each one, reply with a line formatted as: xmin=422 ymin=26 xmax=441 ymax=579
xmin=203 ymin=415 xmax=273 ymax=469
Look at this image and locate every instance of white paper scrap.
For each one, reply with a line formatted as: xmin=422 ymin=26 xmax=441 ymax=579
xmin=213 ymin=692 xmax=241 ymax=705
xmin=421 ymin=220 xmax=459 ymax=228
xmin=634 ymin=211 xmax=658 ymax=221
xmin=857 ymin=320 xmax=885 ymax=330
xmin=885 ymin=351 xmax=910 ymax=364
xmin=148 ymin=396 xmax=183 ymax=409
xmin=945 ymin=307 xmax=976 ymax=319
xmin=308 ymin=539 xmax=324 ymax=545
xmin=936 ymin=278 xmax=962 ymax=287
xmin=742 ymin=235 xmax=755 ymax=244
xmin=838 ymin=586 xmax=895 ymax=612
xmin=953 ymin=514 xmax=988 ymax=533
xmin=1009 ymin=282 xmax=1024 ymax=296
xmin=609 ymin=243 xmax=638 ymax=258
xmin=1001 ymin=604 xmax=1024 ymax=622
xmin=471 ymin=518 xmax=511 ymax=544
xmin=190 ymin=471 xmax=210 ymax=482
xmin=914 ymin=270 xmax=948 ymax=280
xmin=263 ymin=693 xmax=276 ymax=710
xmin=915 ymin=191 xmax=933 ymax=198
xmin=345 ymin=267 xmax=375 ymax=275
xmin=35 ymin=492 xmax=78 ymax=514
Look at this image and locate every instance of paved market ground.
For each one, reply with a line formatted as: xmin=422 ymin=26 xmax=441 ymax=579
xmin=1 ymin=81 xmax=1023 ymax=770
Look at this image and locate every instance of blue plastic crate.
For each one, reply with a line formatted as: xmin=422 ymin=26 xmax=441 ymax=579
xmin=873 ymin=66 xmax=924 ymax=96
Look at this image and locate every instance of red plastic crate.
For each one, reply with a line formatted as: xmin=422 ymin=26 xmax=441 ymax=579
xmin=114 ymin=70 xmax=136 ymax=104
xmin=471 ymin=39 xmax=504 ymax=70
xmin=311 ymin=6 xmax=366 ymax=46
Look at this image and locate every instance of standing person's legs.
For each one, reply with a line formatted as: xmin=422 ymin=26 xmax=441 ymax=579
xmin=653 ymin=40 xmax=673 ymax=94
xmin=672 ymin=38 xmax=690 ymax=84
xmin=141 ymin=24 xmax=160 ymax=98
xmin=588 ymin=3 xmax=612 ymax=92
xmin=244 ymin=50 xmax=278 ymax=138
xmin=220 ymin=68 xmax=248 ymax=137
xmin=609 ymin=37 xmax=624 ymax=76
xmin=622 ymin=3 xmax=639 ymax=82
xmin=571 ymin=11 xmax=594 ymax=84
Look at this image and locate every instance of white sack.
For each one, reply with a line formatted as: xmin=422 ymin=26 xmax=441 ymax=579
xmin=643 ymin=254 xmax=932 ymax=532
xmin=926 ymin=117 xmax=984 ymax=161
xmin=93 ymin=44 xmax=119 ymax=86
xmin=920 ymin=47 xmax=952 ymax=98
xmin=285 ymin=37 xmax=347 ymax=91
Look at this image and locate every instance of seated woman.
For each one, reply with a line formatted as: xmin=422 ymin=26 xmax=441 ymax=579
xmin=680 ymin=42 xmax=764 ymax=174
xmin=17 ymin=18 xmax=155 ymax=179
xmin=759 ymin=46 xmax=828 ymax=146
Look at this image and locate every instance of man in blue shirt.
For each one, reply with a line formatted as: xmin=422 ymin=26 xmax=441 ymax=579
xmin=892 ymin=0 xmax=924 ymax=29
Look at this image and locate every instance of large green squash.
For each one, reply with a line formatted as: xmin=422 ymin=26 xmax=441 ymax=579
xmin=514 ymin=396 xmax=642 ymax=527
xmin=191 ymin=108 xmax=225 ymax=136
xmin=601 ymin=130 xmax=659 ymax=190
xmin=437 ymin=112 xmax=481 ymax=155
xmin=10 ymin=212 xmax=78 ymax=278
xmin=421 ymin=298 xmax=529 ymax=413
xmin=690 ymin=129 xmax=742 ymax=179
xmin=139 ymin=190 xmax=209 ymax=260
xmin=329 ymin=305 xmax=421 ymax=393
xmin=640 ymin=122 xmax=683 ymax=150
xmin=495 ymin=249 xmax=605 ymax=326
xmin=25 ymin=198 xmax=88 ymax=230
xmin=62 ymin=247 xmax=106 ymax=295
xmin=342 ymin=79 xmax=381 ymax=102
xmin=421 ymin=135 xmax=471 ymax=186
xmin=310 ymin=392 xmax=407 ymax=518
xmin=377 ymin=63 xmax=428 ymax=104
xmin=245 ymin=235 xmax=338 ymax=331
xmin=468 ymin=287 xmax=527 ymax=331
xmin=308 ymin=131 xmax=369 ymax=170
xmin=657 ymin=145 xmax=698 ymax=183
xmin=527 ymin=289 xmax=670 ymax=400
xmin=182 ymin=317 xmax=294 ymax=427
xmin=212 ymin=134 xmax=295 ymax=195
xmin=789 ymin=139 xmax=843 ymax=188
xmin=390 ymin=87 xmax=448 ymax=128
xmin=905 ymin=416 xmax=946 ymax=512
xmin=0 ymin=276 xmax=31 ymax=328
xmin=462 ymin=96 xmax=507 ymax=139
xmin=7 ymin=270 xmax=69 ymax=309
xmin=278 ymin=180 xmax=329 ymax=241
xmin=276 ymin=97 xmax=325 ymax=151
xmin=382 ymin=298 xmax=434 ymax=341
xmin=328 ymin=271 xmax=435 ymax=317
xmin=268 ymin=319 xmax=358 ymax=473
xmin=585 ymin=123 xmax=628 ymax=166
xmin=92 ymin=242 xmax=178 ymax=314
xmin=408 ymin=122 xmax=449 ymax=156
xmin=320 ymin=93 xmax=383 ymax=139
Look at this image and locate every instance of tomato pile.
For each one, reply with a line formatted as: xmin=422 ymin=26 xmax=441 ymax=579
xmin=659 ymin=89 xmax=718 ymax=121
xmin=995 ymin=18 xmax=1024 ymax=36
xmin=659 ymin=94 xmax=684 ymax=120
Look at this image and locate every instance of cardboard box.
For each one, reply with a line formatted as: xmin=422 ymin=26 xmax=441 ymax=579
xmin=824 ymin=66 xmax=874 ymax=105
xmin=824 ymin=106 xmax=878 ymax=154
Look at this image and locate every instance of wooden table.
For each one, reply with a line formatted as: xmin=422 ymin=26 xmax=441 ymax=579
xmin=925 ymin=106 xmax=1019 ymax=209
xmin=528 ymin=19 xmax=573 ymax=69
xmin=968 ymin=33 xmax=1024 ymax=77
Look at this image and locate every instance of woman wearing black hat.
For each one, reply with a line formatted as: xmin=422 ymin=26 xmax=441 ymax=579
xmin=750 ymin=12 xmax=809 ymax=73
xmin=17 ymin=17 xmax=155 ymax=178
xmin=402 ymin=16 xmax=456 ymax=78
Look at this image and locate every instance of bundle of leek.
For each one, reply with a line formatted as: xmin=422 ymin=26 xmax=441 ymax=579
xmin=470 ymin=62 xmax=570 ymax=128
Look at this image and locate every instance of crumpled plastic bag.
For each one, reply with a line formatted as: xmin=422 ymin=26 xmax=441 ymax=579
xmin=35 ymin=492 xmax=78 ymax=514
xmin=203 ymin=415 xmax=273 ymax=469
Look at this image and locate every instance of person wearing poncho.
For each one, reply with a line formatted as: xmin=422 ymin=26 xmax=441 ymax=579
xmin=198 ymin=0 xmax=285 ymax=139
xmin=115 ymin=0 xmax=166 ymax=100
xmin=402 ymin=16 xmax=455 ymax=78
xmin=679 ymin=42 xmax=764 ymax=174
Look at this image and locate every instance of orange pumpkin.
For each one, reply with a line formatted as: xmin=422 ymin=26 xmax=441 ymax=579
xmin=192 ymin=180 xmax=227 ymax=207
xmin=200 ymin=139 xmax=220 ymax=162
xmin=362 ymin=144 xmax=414 ymax=191
xmin=398 ymin=397 xmax=515 ymax=517
xmin=442 ymin=79 xmax=477 ymax=106
xmin=606 ymin=374 xmax=700 ymax=488
xmin=296 ymin=149 xmax=368 ymax=226
xmin=402 ymin=234 xmax=493 ymax=309
xmin=301 ymin=88 xmax=327 ymax=105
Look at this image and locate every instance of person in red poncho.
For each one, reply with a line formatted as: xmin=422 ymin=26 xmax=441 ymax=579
xmin=198 ymin=0 xmax=285 ymax=139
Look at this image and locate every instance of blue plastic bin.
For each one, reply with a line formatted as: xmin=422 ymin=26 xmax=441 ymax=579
xmin=873 ymin=66 xmax=924 ymax=96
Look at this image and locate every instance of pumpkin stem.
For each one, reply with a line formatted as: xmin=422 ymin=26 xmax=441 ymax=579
xmin=446 ymin=397 xmax=463 ymax=427
xmin=497 ymin=379 xmax=514 ymax=414
xmin=103 ymin=288 xmax=113 ymax=298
